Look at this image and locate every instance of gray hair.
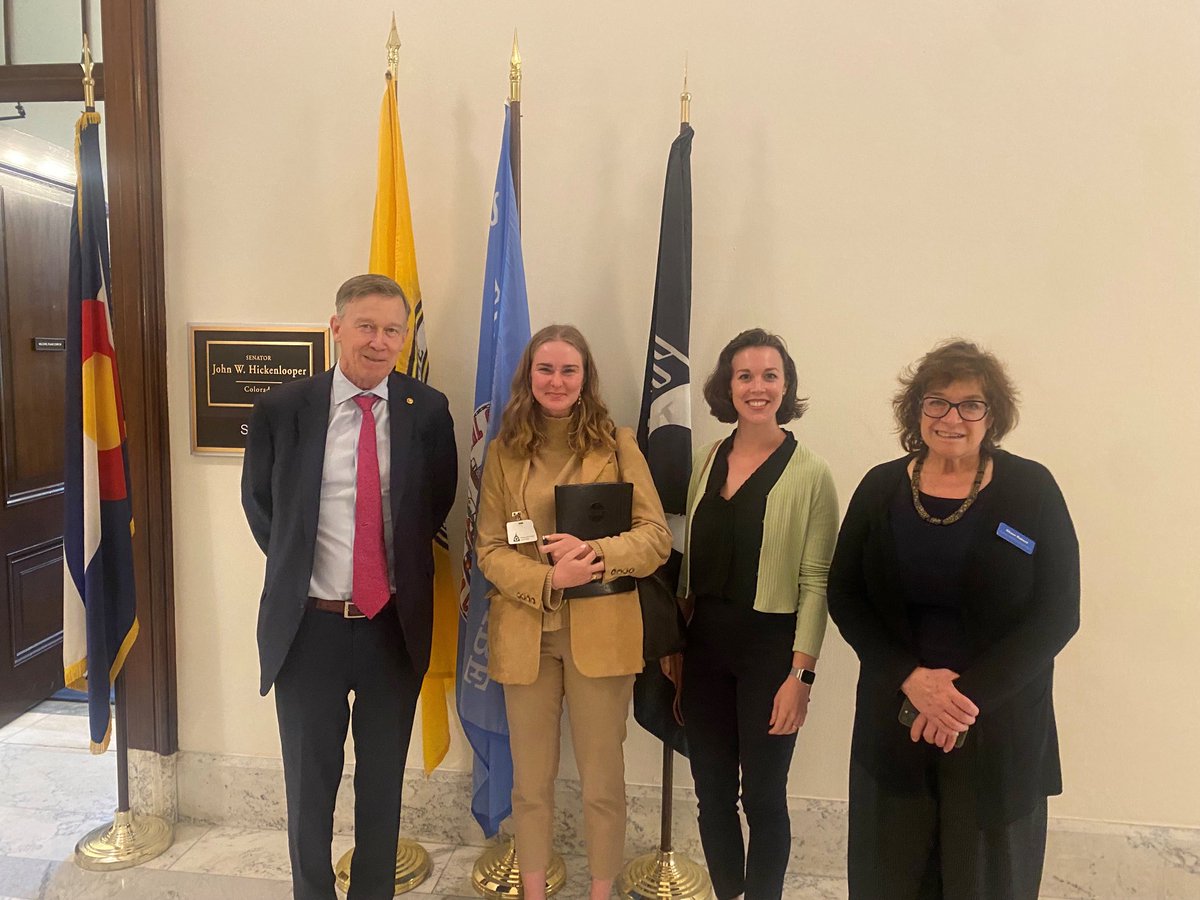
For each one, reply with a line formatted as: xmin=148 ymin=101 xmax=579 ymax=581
xmin=334 ymin=274 xmax=410 ymax=319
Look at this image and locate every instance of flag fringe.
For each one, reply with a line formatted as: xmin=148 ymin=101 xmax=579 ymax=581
xmin=72 ymin=111 xmax=103 ymax=237
xmin=90 ymin=717 xmax=112 ymax=755
xmin=64 ymin=658 xmax=88 ymax=692
xmin=108 ymin=617 xmax=140 ymax=684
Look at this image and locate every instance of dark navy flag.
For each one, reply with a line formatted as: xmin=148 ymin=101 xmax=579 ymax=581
xmin=62 ymin=110 xmax=138 ymax=753
xmin=456 ymin=104 xmax=531 ymax=839
xmin=634 ymin=124 xmax=694 ymax=756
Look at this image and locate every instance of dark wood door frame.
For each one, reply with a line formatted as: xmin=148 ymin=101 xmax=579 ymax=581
xmin=0 ymin=1 xmax=176 ymax=754
xmin=99 ymin=0 xmax=175 ymax=755
xmin=0 ymin=64 xmax=105 ymax=102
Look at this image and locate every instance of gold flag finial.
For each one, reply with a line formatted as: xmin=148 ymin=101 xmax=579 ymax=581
xmin=386 ymin=13 xmax=401 ymax=81
xmin=509 ymin=30 xmax=522 ymax=103
xmin=81 ymin=34 xmax=96 ymax=109
xmin=680 ymin=53 xmax=691 ymax=124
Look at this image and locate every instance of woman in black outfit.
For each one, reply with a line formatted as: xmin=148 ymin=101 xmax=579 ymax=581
xmin=827 ymin=340 xmax=1080 ymax=900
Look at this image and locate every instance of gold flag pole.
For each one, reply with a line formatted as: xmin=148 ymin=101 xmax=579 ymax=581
xmin=470 ymin=34 xmax=565 ymax=900
xmin=387 ymin=12 xmax=401 ymax=80
xmin=73 ymin=30 xmax=174 ymax=873
xmin=680 ymin=55 xmax=690 ymax=126
xmin=508 ymin=29 xmax=522 ymax=217
xmin=616 ymin=59 xmax=712 ymax=900
xmin=332 ymin=16 xmax=432 ymax=895
xmin=82 ymin=36 xmax=96 ymax=110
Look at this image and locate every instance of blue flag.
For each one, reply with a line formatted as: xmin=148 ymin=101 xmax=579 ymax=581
xmin=457 ymin=105 xmax=530 ymax=839
xmin=62 ymin=110 xmax=138 ymax=753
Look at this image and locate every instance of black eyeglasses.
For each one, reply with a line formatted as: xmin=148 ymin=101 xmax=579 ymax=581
xmin=921 ymin=397 xmax=989 ymax=422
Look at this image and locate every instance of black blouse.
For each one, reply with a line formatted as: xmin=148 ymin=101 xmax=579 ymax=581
xmin=890 ymin=482 xmax=994 ymax=673
xmin=690 ymin=431 xmax=797 ymax=607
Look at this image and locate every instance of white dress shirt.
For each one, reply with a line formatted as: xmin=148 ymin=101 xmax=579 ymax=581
xmin=307 ymin=366 xmax=396 ymax=600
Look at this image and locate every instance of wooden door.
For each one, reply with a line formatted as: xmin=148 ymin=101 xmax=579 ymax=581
xmin=0 ymin=168 xmax=72 ymax=727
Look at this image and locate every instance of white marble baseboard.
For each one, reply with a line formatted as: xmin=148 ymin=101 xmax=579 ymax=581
xmin=167 ymin=751 xmax=1199 ymax=898
xmin=128 ymin=749 xmax=178 ymax=824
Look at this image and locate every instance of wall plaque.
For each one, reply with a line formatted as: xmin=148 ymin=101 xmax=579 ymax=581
xmin=189 ymin=324 xmax=330 ymax=455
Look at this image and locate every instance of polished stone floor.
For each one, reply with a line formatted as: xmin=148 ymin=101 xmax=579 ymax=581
xmin=0 ymin=702 xmax=616 ymax=899
xmin=0 ymin=702 xmax=1181 ymax=898
xmin=0 ymin=703 xmax=854 ymax=898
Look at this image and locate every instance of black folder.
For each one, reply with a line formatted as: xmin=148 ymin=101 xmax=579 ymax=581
xmin=554 ymin=481 xmax=634 ymax=599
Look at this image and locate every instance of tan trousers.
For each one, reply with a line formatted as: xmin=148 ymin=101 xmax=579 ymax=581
xmin=504 ymin=624 xmax=635 ymax=879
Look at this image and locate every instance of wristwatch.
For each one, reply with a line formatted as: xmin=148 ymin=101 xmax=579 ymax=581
xmin=790 ymin=666 xmax=816 ymax=685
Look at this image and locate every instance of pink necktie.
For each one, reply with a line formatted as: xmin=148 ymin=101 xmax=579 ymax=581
xmin=352 ymin=393 xmax=390 ymax=618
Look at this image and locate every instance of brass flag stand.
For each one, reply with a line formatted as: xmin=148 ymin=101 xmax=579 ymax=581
xmin=74 ymin=677 xmax=173 ymax=871
xmin=333 ymin=17 xmax=432 ymax=894
xmin=470 ymin=31 xmax=567 ymax=900
xmin=72 ymin=35 xmax=173 ymax=872
xmin=616 ymin=65 xmax=711 ymax=900
xmin=334 ymin=840 xmax=431 ymax=897
xmin=473 ymin=835 xmax=567 ymax=897
xmin=615 ymin=747 xmax=710 ymax=900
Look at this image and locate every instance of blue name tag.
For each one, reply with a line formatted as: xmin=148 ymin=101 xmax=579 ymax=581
xmin=996 ymin=522 xmax=1036 ymax=555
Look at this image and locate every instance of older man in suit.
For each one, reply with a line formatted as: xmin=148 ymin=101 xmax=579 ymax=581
xmin=241 ymin=274 xmax=457 ymax=900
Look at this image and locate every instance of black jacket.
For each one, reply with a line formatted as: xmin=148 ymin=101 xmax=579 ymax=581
xmin=828 ymin=450 xmax=1079 ymax=827
xmin=240 ymin=368 xmax=457 ymax=695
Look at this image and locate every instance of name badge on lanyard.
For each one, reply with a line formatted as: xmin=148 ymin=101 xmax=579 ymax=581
xmin=506 ymin=512 xmax=538 ymax=546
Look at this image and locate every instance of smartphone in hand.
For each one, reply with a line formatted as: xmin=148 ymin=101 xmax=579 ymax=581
xmin=899 ymin=697 xmax=967 ymax=748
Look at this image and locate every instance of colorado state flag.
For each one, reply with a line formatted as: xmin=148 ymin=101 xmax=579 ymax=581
xmin=62 ymin=110 xmax=138 ymax=754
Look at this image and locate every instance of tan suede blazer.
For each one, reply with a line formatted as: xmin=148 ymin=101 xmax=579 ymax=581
xmin=476 ymin=426 xmax=672 ymax=685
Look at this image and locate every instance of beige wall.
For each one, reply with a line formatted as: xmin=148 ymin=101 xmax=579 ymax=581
xmin=158 ymin=2 xmax=1200 ymax=828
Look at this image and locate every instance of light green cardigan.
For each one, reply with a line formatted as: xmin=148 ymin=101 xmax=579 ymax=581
xmin=679 ymin=436 xmax=840 ymax=656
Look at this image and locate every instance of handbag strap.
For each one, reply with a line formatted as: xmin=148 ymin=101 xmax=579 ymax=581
xmin=611 ymin=425 xmax=625 ymax=480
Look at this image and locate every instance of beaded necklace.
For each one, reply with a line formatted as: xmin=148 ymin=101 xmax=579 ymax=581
xmin=910 ymin=453 xmax=987 ymax=526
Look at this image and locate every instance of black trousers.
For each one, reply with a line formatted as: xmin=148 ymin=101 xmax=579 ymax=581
xmin=681 ymin=600 xmax=799 ymax=900
xmin=847 ymin=758 xmax=1048 ymax=900
xmin=273 ymin=605 xmax=421 ymax=900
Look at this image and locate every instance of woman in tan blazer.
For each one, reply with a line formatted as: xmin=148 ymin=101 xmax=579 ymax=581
xmin=476 ymin=324 xmax=671 ymax=900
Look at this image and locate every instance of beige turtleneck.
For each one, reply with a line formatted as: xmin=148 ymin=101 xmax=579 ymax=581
xmin=526 ymin=415 xmax=583 ymax=632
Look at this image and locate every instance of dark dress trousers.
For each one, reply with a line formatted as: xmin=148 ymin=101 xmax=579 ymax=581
xmin=828 ymin=450 xmax=1079 ymax=899
xmin=241 ymin=368 xmax=456 ymax=900
xmin=682 ymin=432 xmax=800 ymax=900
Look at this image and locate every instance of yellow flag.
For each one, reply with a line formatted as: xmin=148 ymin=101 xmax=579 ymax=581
xmin=369 ymin=74 xmax=453 ymax=773
xmin=371 ymin=77 xmax=425 ymax=376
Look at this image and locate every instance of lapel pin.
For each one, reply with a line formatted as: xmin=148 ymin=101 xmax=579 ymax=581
xmin=405 ymin=397 xmax=414 ymax=405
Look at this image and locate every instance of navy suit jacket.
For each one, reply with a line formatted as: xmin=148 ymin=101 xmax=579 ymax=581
xmin=241 ymin=368 xmax=457 ymax=696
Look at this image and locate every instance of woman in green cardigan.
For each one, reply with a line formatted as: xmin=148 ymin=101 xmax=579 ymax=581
xmin=673 ymin=328 xmax=840 ymax=900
